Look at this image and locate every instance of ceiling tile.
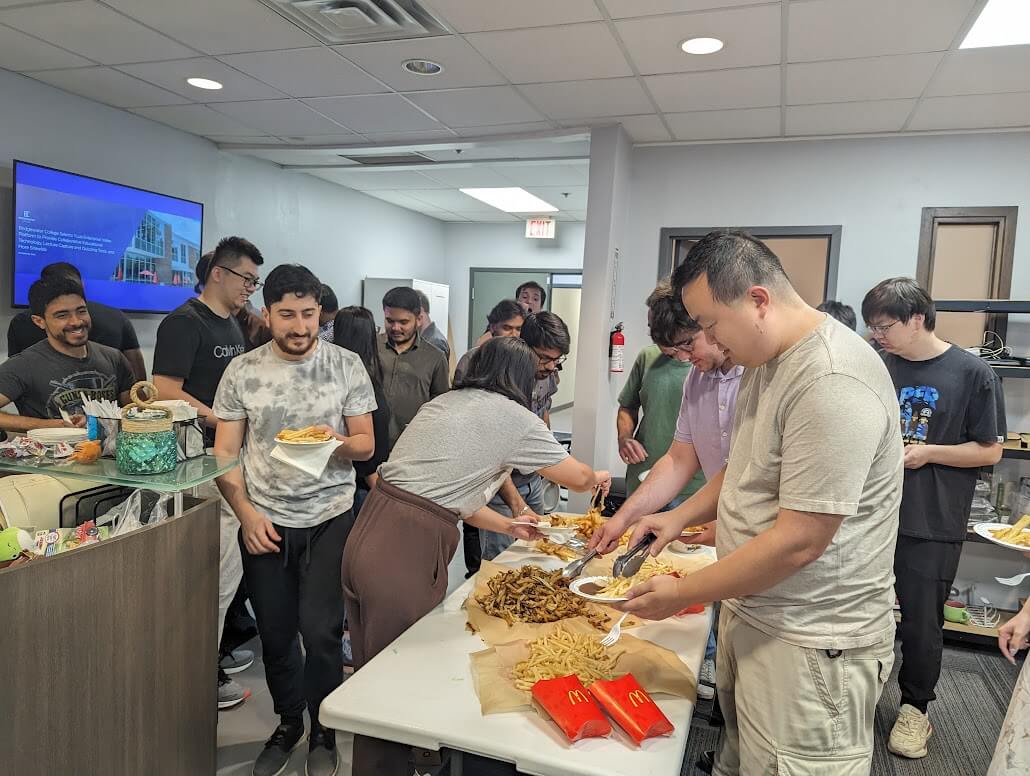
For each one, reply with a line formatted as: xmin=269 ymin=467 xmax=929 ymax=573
xmin=466 ymin=23 xmax=633 ymax=83
xmin=425 ymin=0 xmax=602 ymax=32
xmin=28 ymin=66 xmax=190 ymax=108
xmin=0 ymin=24 xmax=93 ymax=70
xmin=218 ymin=48 xmax=385 ymax=98
xmin=406 ymin=189 xmax=500 ymax=212
xmin=908 ymin=92 xmax=1030 ymax=131
xmin=519 ymin=78 xmax=653 ymax=120
xmin=452 ymin=122 xmax=557 ymax=137
xmin=431 ymin=212 xmax=472 ymax=221
xmin=645 ymin=66 xmax=780 ymax=112
xmin=317 ymin=169 xmax=446 ymax=191
xmin=523 ymin=186 xmax=589 ymax=210
xmin=207 ymin=135 xmax=278 ymax=144
xmin=665 ymin=107 xmax=781 ymax=140
xmin=417 ymin=165 xmax=516 ymax=187
xmin=787 ymin=0 xmax=975 ymax=62
xmin=603 ymin=0 xmax=760 ymax=18
xmin=0 ymin=1 xmax=196 ymax=64
xmin=787 ymin=53 xmax=943 ymax=105
xmin=303 ymin=94 xmax=442 ymax=133
xmin=364 ymin=190 xmax=441 ymax=209
xmin=450 ymin=211 xmax=522 ymax=222
xmin=357 ymin=129 xmax=459 ymax=143
xmin=927 ymin=46 xmax=1030 ymax=97
xmin=117 ymin=58 xmax=285 ymax=102
xmin=336 ymin=36 xmax=506 ymax=92
xmin=212 ymin=100 xmax=352 ymax=135
xmin=559 ymin=114 xmax=672 ymax=142
xmin=279 ymin=134 xmax=370 ymax=144
xmin=615 ymin=4 xmax=780 ymax=75
xmin=234 ymin=148 xmax=350 ymax=165
xmin=786 ymin=99 xmax=915 ymax=135
xmin=501 ymin=164 xmax=590 ymax=186
xmin=405 ymin=86 xmax=544 ymax=127
xmin=131 ymin=104 xmax=262 ymax=136
xmin=102 ymin=0 xmax=319 ymax=55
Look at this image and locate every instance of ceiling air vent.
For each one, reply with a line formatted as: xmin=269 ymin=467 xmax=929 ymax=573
xmin=340 ymin=152 xmax=432 ymax=165
xmin=259 ymin=0 xmax=449 ymax=44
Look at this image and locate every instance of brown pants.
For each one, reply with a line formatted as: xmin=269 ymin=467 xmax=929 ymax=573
xmin=341 ymin=479 xmax=460 ymax=776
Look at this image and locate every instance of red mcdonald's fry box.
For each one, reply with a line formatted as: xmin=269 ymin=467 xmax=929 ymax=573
xmin=530 ymin=675 xmax=612 ymax=742
xmin=589 ymin=674 xmax=674 ymax=745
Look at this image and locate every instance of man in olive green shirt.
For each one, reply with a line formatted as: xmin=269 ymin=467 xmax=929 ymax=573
xmin=617 ymin=281 xmax=705 ymax=505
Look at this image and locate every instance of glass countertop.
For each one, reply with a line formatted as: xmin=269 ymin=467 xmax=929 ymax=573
xmin=0 ymin=454 xmax=238 ymax=493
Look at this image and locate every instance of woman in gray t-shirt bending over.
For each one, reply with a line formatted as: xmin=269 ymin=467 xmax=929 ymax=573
xmin=342 ymin=336 xmax=609 ymax=775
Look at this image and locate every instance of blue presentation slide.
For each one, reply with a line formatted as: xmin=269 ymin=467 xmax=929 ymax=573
xmin=13 ymin=162 xmax=203 ymax=313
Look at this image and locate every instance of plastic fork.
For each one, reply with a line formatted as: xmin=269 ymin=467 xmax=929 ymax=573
xmin=601 ymin=613 xmax=630 ymax=647
xmin=996 ymin=572 xmax=1030 ymax=586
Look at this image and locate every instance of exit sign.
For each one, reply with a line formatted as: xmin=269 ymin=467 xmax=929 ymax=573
xmin=525 ymin=218 xmax=556 ymax=239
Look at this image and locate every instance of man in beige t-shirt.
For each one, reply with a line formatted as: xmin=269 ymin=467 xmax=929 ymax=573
xmin=593 ymin=231 xmax=903 ymax=774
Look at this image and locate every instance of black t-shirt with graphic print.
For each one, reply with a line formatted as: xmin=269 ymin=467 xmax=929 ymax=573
xmin=882 ymin=345 xmax=1006 ymax=541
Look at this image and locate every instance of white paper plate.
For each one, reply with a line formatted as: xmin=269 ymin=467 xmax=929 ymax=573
xmin=27 ymin=428 xmax=88 ymax=445
xmin=569 ymin=575 xmax=630 ymax=603
xmin=973 ymin=522 xmax=1030 ymax=552
xmin=668 ymin=541 xmax=703 ymax=555
xmin=275 ymin=435 xmax=335 ymax=447
xmin=511 ymin=521 xmax=578 ymax=541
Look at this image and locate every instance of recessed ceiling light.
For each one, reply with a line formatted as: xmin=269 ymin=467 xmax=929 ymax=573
xmin=459 ymin=188 xmax=558 ymax=214
xmin=960 ymin=0 xmax=1030 ymax=49
xmin=186 ymin=77 xmax=223 ymax=90
xmin=680 ymin=37 xmax=724 ymax=55
xmin=402 ymin=59 xmax=443 ymax=76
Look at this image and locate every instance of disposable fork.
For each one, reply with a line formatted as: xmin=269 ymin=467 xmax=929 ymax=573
xmin=601 ymin=613 xmax=630 ymax=647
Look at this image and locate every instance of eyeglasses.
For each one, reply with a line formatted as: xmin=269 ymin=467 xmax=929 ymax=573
xmin=867 ymin=320 xmax=899 ymax=336
xmin=669 ymin=335 xmax=698 ymax=354
xmin=216 ymin=264 xmax=262 ymax=290
xmin=533 ymin=350 xmax=568 ymax=367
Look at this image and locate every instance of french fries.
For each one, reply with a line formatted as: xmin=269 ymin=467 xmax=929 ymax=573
xmin=275 ymin=426 xmax=332 ymax=443
xmin=596 ymin=557 xmax=675 ymax=599
xmin=512 ymin=626 xmax=617 ymax=690
xmin=991 ymin=515 xmax=1030 ymax=547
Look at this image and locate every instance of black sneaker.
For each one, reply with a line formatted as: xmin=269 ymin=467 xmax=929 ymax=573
xmin=696 ymin=750 xmax=715 ymax=774
xmin=306 ymin=727 xmax=338 ymax=776
xmin=253 ymin=721 xmax=304 ymax=776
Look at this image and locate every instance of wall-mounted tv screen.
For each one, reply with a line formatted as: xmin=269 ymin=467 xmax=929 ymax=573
xmin=12 ymin=160 xmax=204 ymax=314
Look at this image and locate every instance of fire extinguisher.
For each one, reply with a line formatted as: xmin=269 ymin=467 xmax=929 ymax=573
xmin=609 ymin=322 xmax=625 ymax=373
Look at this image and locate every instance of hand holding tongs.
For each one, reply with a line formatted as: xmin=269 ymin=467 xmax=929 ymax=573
xmin=560 ymin=486 xmax=609 ymax=580
xmin=612 ymin=532 xmax=657 ymax=578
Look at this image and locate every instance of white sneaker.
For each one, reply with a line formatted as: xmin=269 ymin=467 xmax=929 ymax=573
xmin=888 ymin=704 xmax=932 ymax=758
xmin=697 ymin=658 xmax=716 ymax=701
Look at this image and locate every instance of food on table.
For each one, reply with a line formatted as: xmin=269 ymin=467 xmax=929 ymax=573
xmin=596 ymin=557 xmax=675 ymax=599
xmin=275 ymin=426 xmax=333 ymax=443
xmin=68 ymin=439 xmax=102 ymax=464
xmin=532 ymin=675 xmax=612 ymax=742
xmin=683 ymin=525 xmax=707 ymax=534
xmin=512 ymin=625 xmax=617 ymax=690
xmin=991 ymin=515 xmax=1030 ymax=546
xmin=536 ymin=540 xmax=580 ymax=561
xmin=478 ymin=566 xmax=608 ymax=629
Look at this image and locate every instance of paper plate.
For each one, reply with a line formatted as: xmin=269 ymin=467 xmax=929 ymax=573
xmin=511 ymin=521 xmax=578 ymax=541
xmin=973 ymin=522 xmax=1030 ymax=552
xmin=668 ymin=541 xmax=703 ymax=555
xmin=569 ymin=575 xmax=630 ymax=604
xmin=27 ymin=428 xmax=88 ymax=445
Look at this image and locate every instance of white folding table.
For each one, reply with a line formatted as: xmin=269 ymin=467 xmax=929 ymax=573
xmin=320 ymin=542 xmax=715 ymax=776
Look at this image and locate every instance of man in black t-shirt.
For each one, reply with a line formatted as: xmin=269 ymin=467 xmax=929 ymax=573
xmin=6 ymin=262 xmax=146 ymax=381
xmin=863 ymin=278 xmax=1005 ymax=760
xmin=153 ymin=237 xmax=265 ymax=712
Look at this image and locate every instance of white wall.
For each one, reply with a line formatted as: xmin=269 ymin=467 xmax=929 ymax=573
xmin=0 ymin=68 xmax=447 ymax=367
xmin=443 ymin=221 xmax=585 ymax=354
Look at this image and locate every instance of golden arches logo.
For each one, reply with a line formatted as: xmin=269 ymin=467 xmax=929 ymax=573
xmin=567 ymin=690 xmax=590 ymax=705
xmin=627 ymin=689 xmax=651 ymax=708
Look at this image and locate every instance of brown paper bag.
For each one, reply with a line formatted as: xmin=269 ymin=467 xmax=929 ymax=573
xmin=471 ymin=619 xmax=697 ymax=715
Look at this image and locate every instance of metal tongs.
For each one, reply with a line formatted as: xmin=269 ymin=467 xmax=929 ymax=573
xmin=612 ymin=532 xmax=657 ymax=578
xmin=560 ymin=486 xmax=607 ymax=580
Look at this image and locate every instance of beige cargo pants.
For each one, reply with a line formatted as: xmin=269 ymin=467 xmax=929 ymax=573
xmin=713 ymin=607 xmax=895 ymax=775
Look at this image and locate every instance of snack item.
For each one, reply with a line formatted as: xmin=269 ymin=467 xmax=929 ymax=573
xmin=535 ymin=540 xmax=580 ymax=562
xmin=478 ymin=566 xmax=608 ymax=629
xmin=531 ymin=675 xmax=612 ymax=742
xmin=68 ymin=439 xmax=102 ymax=464
xmin=596 ymin=557 xmax=675 ymax=599
xmin=991 ymin=515 xmax=1030 ymax=547
xmin=683 ymin=525 xmax=707 ymax=534
xmin=589 ymin=674 xmax=674 ymax=745
xmin=275 ymin=426 xmax=333 ymax=443
xmin=512 ymin=625 xmax=617 ymax=690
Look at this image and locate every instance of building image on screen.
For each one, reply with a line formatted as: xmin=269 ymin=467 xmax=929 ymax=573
xmin=12 ymin=160 xmax=204 ymax=314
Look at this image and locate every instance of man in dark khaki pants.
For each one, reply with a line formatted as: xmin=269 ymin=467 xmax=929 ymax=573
xmin=593 ymin=231 xmax=903 ymax=775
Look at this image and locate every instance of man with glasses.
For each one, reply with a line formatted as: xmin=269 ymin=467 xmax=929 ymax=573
xmin=153 ymin=236 xmax=265 ymax=712
xmin=863 ymin=277 xmax=1005 ymax=760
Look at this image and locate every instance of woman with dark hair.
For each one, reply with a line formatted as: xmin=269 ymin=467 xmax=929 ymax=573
xmin=334 ymin=306 xmax=391 ymax=512
xmin=342 ymin=335 xmax=610 ymax=775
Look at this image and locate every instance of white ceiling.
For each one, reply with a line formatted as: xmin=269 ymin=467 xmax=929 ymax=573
xmin=2 ymin=0 xmax=1029 ymax=222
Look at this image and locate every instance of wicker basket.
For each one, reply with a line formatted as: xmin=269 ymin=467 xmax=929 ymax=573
xmin=116 ymin=382 xmax=178 ymax=475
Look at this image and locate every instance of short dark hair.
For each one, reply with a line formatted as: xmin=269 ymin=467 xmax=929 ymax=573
xmin=521 ymin=311 xmax=570 ymax=355
xmin=262 ymin=264 xmax=322 ymax=308
xmin=516 ymin=281 xmax=547 ymax=306
xmin=382 ymin=286 xmax=421 ymax=316
xmin=194 ymin=251 xmax=214 ymax=294
xmin=453 ymin=335 xmax=536 ymax=409
xmin=487 ymin=299 xmax=524 ymax=326
xmin=213 ymin=236 xmax=264 ymax=271
xmin=817 ymin=300 xmax=857 ymax=331
xmin=414 ymin=289 xmax=431 ymax=316
xmin=320 ymin=284 xmax=339 ymax=313
xmin=861 ymin=277 xmax=936 ymax=332
xmin=672 ymin=230 xmax=790 ymax=304
xmin=29 ymin=276 xmax=85 ymax=317
xmin=334 ymin=306 xmax=383 ymax=388
xmin=647 ymin=279 xmax=699 ymax=347
xmin=40 ymin=261 xmax=82 ymax=282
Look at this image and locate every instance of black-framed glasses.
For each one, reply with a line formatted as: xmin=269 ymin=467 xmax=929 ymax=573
xmin=216 ymin=264 xmax=262 ymax=290
xmin=533 ymin=350 xmax=568 ymax=367
xmin=867 ymin=320 xmax=899 ymax=336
